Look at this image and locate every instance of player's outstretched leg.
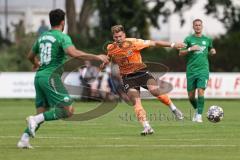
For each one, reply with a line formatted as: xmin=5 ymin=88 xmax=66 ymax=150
xmin=134 ymin=99 xmax=154 ymax=136
xmin=17 ymin=128 xmax=33 ymax=149
xmin=17 ymin=123 xmax=42 ymax=149
xmin=17 ymin=106 xmax=73 ymax=149
xmin=157 ymin=94 xmax=184 ymax=120
xmin=147 ymin=79 xmax=183 ymax=120
xmin=128 ymin=88 xmax=154 ymax=136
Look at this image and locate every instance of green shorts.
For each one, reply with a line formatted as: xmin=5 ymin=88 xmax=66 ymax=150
xmin=34 ymin=75 xmax=73 ymax=109
xmin=187 ymin=75 xmax=209 ymax=92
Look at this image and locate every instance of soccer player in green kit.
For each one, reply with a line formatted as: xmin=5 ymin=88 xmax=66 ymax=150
xmin=179 ymin=19 xmax=216 ymax=123
xmin=17 ymin=9 xmax=109 ymax=148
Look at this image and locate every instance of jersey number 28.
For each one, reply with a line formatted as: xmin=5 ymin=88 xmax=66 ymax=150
xmin=39 ymin=42 xmax=52 ymax=65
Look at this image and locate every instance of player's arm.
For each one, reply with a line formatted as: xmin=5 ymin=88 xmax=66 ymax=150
xmin=149 ymin=40 xmax=186 ymax=49
xmin=208 ymin=38 xmax=216 ymax=55
xmin=27 ymin=50 xmax=40 ymax=71
xmin=209 ymin=48 xmax=216 ymax=55
xmin=65 ymin=46 xmax=109 ymax=63
xmin=179 ymin=45 xmax=201 ymax=56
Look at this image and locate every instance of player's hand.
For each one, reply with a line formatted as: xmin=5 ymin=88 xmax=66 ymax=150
xmin=32 ymin=62 xmax=40 ymax=71
xmin=190 ymin=45 xmax=201 ymax=51
xmin=97 ymin=55 xmax=109 ymax=63
xmin=210 ymin=48 xmax=216 ymax=55
xmin=99 ymin=62 xmax=108 ymax=71
xmin=173 ymin=42 xmax=186 ymax=49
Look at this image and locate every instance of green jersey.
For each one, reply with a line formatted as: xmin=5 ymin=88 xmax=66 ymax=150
xmin=32 ymin=29 xmax=73 ymax=77
xmin=183 ymin=34 xmax=213 ymax=78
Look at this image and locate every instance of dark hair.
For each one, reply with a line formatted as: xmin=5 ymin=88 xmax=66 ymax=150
xmin=193 ymin=19 xmax=202 ymax=24
xmin=111 ymin=25 xmax=125 ymax=34
xmin=49 ymin=9 xmax=65 ymax=27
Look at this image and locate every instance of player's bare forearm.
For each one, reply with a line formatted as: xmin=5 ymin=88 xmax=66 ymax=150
xmin=76 ymin=50 xmax=109 ymax=63
xmin=179 ymin=45 xmax=202 ymax=56
xmin=27 ymin=51 xmax=40 ymax=71
xmin=75 ymin=50 xmax=99 ymax=60
xmin=66 ymin=46 xmax=109 ymax=63
xmin=27 ymin=51 xmax=39 ymax=65
xmin=151 ymin=40 xmax=186 ymax=49
xmin=151 ymin=40 xmax=171 ymax=47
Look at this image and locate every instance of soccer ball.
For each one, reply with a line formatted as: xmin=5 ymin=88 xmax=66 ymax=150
xmin=207 ymin=105 xmax=224 ymax=123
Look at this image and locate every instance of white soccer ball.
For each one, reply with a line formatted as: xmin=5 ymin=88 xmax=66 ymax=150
xmin=207 ymin=105 xmax=224 ymax=123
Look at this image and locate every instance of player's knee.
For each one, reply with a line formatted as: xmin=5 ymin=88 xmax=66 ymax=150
xmin=54 ymin=107 xmax=74 ymax=119
xmin=150 ymin=89 xmax=161 ymax=97
xmin=198 ymin=89 xmax=205 ymax=96
xmin=188 ymin=93 xmax=195 ymax=100
xmin=127 ymin=89 xmax=140 ymax=106
xmin=65 ymin=106 xmax=74 ymax=118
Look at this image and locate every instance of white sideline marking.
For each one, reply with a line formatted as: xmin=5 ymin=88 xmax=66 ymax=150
xmin=0 ymin=136 xmax=122 ymax=140
xmin=32 ymin=144 xmax=238 ymax=148
xmin=0 ymin=135 xmax=235 ymax=141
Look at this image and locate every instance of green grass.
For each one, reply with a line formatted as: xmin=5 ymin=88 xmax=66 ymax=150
xmin=0 ymin=99 xmax=239 ymax=160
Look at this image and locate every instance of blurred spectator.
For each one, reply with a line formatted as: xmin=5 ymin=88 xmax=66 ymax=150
xmin=0 ymin=27 xmax=12 ymax=47
xmin=0 ymin=29 xmax=3 ymax=46
xmin=106 ymin=63 xmax=122 ymax=94
xmin=11 ymin=20 xmax=25 ymax=45
xmin=91 ymin=71 xmax=104 ymax=99
xmin=97 ymin=71 xmax=111 ymax=100
xmin=37 ymin=20 xmax=49 ymax=36
xmin=79 ymin=61 xmax=98 ymax=101
xmin=5 ymin=27 xmax=12 ymax=44
xmin=106 ymin=63 xmax=128 ymax=101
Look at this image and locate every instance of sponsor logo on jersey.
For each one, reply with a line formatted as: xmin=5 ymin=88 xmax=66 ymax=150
xmin=195 ymin=46 xmax=207 ymax=54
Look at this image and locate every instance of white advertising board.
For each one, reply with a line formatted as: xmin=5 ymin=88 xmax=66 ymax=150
xmin=0 ymin=72 xmax=240 ymax=99
xmin=157 ymin=72 xmax=240 ymax=99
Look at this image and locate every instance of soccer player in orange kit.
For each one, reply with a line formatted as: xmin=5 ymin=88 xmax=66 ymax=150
xmin=106 ymin=25 xmax=186 ymax=135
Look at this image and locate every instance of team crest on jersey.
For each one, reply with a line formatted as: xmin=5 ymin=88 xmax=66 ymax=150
xmin=202 ymin=41 xmax=206 ymax=45
xmin=127 ymin=50 xmax=133 ymax=55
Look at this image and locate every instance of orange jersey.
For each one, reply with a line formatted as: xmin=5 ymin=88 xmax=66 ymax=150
xmin=107 ymin=38 xmax=151 ymax=75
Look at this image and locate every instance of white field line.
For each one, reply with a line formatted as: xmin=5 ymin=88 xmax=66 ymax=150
xmin=26 ymin=144 xmax=239 ymax=148
xmin=0 ymin=135 xmax=237 ymax=141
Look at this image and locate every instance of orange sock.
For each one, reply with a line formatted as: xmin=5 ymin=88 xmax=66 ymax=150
xmin=134 ymin=105 xmax=147 ymax=125
xmin=157 ymin=94 xmax=172 ymax=106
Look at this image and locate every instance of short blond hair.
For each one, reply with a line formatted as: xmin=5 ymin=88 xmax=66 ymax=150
xmin=193 ymin=19 xmax=203 ymax=24
xmin=111 ymin=25 xmax=125 ymax=34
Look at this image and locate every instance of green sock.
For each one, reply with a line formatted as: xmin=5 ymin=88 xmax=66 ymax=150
xmin=189 ymin=98 xmax=197 ymax=109
xmin=24 ymin=122 xmax=44 ymax=136
xmin=197 ymin=96 xmax=205 ymax=114
xmin=23 ymin=108 xmax=68 ymax=136
xmin=24 ymin=128 xmax=31 ymax=136
xmin=43 ymin=107 xmax=68 ymax=121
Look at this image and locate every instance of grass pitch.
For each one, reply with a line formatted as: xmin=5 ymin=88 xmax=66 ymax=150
xmin=0 ymin=99 xmax=239 ymax=160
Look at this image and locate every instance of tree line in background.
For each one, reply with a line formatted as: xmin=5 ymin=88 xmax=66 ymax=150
xmin=0 ymin=0 xmax=239 ymax=72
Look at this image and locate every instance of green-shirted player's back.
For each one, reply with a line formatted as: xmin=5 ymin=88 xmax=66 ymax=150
xmin=184 ymin=34 xmax=213 ymax=78
xmin=32 ymin=29 xmax=73 ymax=77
